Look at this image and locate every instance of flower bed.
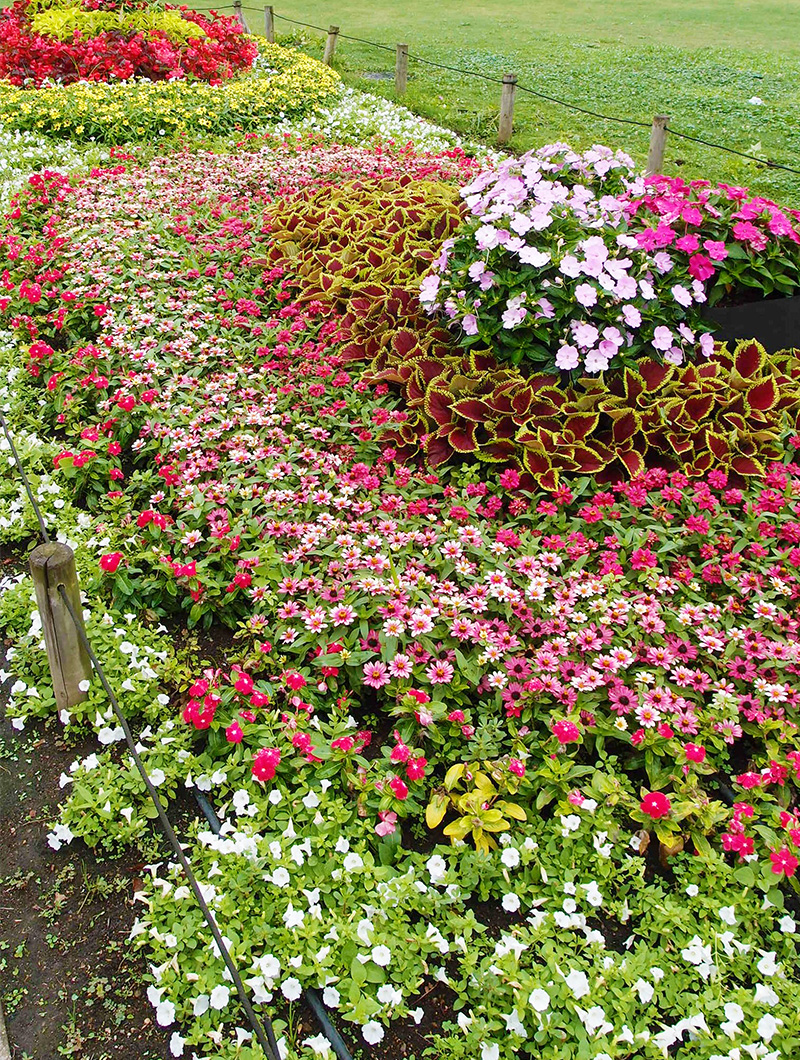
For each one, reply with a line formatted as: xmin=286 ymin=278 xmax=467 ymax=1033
xmin=0 ymin=43 xmax=341 ymax=141
xmin=423 ymin=145 xmax=800 ymax=377
xmin=0 ymin=0 xmax=257 ymax=86
xmin=2 ymin=135 xmax=800 ymax=1059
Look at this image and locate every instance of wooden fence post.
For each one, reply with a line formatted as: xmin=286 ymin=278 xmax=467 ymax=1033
xmin=233 ymin=0 xmax=249 ymax=33
xmin=395 ymin=43 xmax=409 ymax=95
xmin=498 ymin=72 xmax=517 ymax=144
xmin=29 ymin=542 xmax=91 ymax=713
xmin=264 ymin=4 xmax=274 ymax=41
xmin=323 ymin=25 xmax=339 ymax=65
xmin=646 ymin=115 xmax=670 ymax=176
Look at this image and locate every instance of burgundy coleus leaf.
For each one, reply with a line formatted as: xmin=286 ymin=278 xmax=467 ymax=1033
xmin=480 ymin=438 xmax=517 ymax=461
xmin=452 ymin=397 xmax=494 ymax=422
xmin=423 ymin=433 xmax=453 ymax=467
xmin=637 ymin=359 xmax=674 ymax=392
xmin=747 ymin=378 xmax=778 ymax=411
xmin=734 ymin=339 xmax=763 ymax=379
xmin=664 ymin=431 xmax=695 ymax=455
xmin=616 ymin=447 xmax=646 ymax=478
xmin=683 ymin=394 xmax=715 ymax=422
xmin=564 ymin=413 xmax=600 ymax=442
xmin=443 ymin=423 xmax=478 ymax=453
xmin=424 ymin=386 xmax=455 ymax=425
xmin=704 ymin=430 xmax=731 ymax=461
xmin=391 ymin=329 xmax=420 ymax=358
xmin=731 ymin=455 xmax=765 ymax=477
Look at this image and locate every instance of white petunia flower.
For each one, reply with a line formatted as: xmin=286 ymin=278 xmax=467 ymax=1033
xmin=303 ymin=1033 xmax=333 ymax=1057
xmin=633 ymin=978 xmax=654 ymax=1004
xmin=210 ymin=985 xmax=230 ymax=1010
xmin=377 ymin=984 xmax=402 ymax=1006
xmin=758 ymin=1013 xmax=782 ymax=1042
xmin=563 ymin=968 xmax=590 ymax=998
xmin=529 ymin=988 xmax=550 ymax=1012
xmin=281 ymin=977 xmax=302 ymax=1002
xmin=575 ymin=1004 xmax=613 ymax=1036
xmin=757 ymin=950 xmax=779 ymax=977
xmin=362 ymin=1021 xmax=384 ymax=1045
xmin=322 ymin=986 xmax=340 ymax=1008
xmin=426 ymin=854 xmax=447 ymax=883
xmin=755 ymin=983 xmax=779 ymax=1006
xmin=156 ymin=1000 xmax=176 ymax=1026
xmin=503 ymin=1010 xmax=527 ymax=1038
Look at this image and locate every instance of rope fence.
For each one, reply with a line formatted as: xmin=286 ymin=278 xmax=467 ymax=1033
xmin=211 ymin=2 xmax=800 ymax=174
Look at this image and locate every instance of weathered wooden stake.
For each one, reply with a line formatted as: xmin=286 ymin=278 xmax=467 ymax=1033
xmin=323 ymin=25 xmax=339 ymax=65
xmin=646 ymin=114 xmax=670 ymax=176
xmin=233 ymin=0 xmax=249 ymax=33
xmin=395 ymin=43 xmax=409 ymax=95
xmin=29 ymin=542 xmax=91 ymax=713
xmin=498 ymin=72 xmax=517 ymax=144
xmin=264 ymin=4 xmax=275 ymax=41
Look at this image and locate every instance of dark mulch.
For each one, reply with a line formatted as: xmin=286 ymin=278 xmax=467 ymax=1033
xmin=0 ymin=672 xmax=167 ymax=1060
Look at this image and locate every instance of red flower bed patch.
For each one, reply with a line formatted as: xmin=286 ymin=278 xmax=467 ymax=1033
xmin=0 ymin=0 xmax=256 ymax=86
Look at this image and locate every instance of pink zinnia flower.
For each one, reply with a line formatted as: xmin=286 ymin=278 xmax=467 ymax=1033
xmin=389 ymin=653 xmax=414 ymax=679
xmin=363 ymin=662 xmax=390 ymax=688
xmin=426 ymin=660 xmax=454 ymax=684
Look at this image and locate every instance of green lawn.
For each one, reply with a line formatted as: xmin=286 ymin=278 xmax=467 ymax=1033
xmin=228 ymin=0 xmax=800 ymax=205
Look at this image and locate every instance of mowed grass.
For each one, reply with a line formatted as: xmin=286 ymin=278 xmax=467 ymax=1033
xmin=222 ymin=0 xmax=800 ymax=205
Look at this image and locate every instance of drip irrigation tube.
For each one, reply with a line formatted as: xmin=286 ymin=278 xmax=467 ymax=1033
xmin=193 ymin=791 xmax=355 ymax=1060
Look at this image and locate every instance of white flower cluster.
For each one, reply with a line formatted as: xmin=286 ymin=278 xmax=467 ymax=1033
xmin=0 ymin=126 xmax=109 ymax=210
xmin=269 ymin=86 xmax=495 ymax=159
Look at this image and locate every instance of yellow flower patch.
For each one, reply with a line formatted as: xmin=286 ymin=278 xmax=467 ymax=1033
xmin=0 ymin=42 xmax=340 ymax=142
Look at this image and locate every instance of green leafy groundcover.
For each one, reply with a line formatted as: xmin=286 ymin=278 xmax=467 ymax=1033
xmin=1 ymin=142 xmax=800 ymax=1060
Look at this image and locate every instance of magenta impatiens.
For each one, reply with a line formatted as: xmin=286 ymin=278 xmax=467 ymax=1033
xmin=423 ymin=144 xmax=800 ymax=377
